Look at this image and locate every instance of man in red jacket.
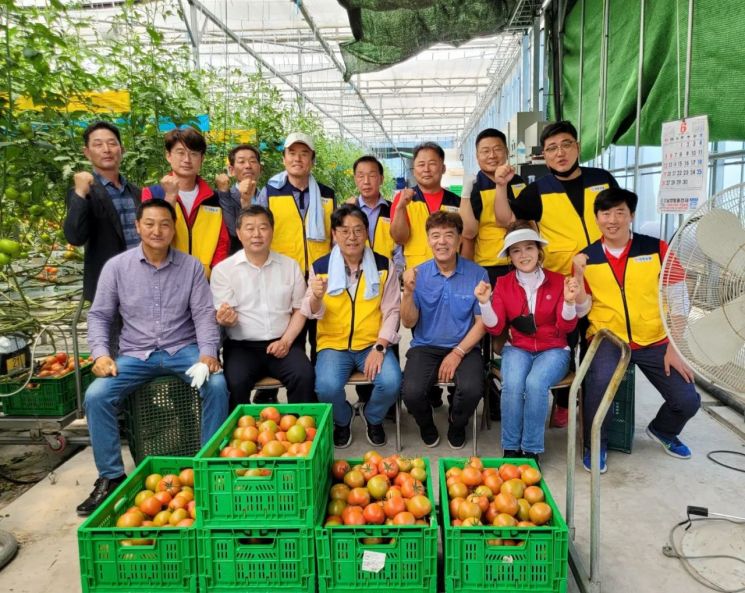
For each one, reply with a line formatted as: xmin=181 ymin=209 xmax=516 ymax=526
xmin=142 ymin=127 xmax=230 ymax=279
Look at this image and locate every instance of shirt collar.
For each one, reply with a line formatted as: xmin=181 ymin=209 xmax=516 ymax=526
xmin=93 ymin=170 xmax=126 ymax=189
xmin=234 ymin=248 xmax=276 ymax=268
xmin=430 ymin=255 xmax=464 ymax=277
xmin=136 ymin=243 xmax=177 ymax=266
xmin=357 ymin=195 xmax=387 ymax=210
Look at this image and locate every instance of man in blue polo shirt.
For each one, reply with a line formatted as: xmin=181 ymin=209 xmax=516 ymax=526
xmin=400 ymin=211 xmax=487 ymax=449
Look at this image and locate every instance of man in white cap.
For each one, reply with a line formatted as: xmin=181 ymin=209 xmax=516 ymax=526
xmin=255 ymin=132 xmax=336 ymax=276
xmin=254 ymin=132 xmax=337 ymax=369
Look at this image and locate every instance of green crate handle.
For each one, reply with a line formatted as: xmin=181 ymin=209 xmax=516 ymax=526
xmin=355 ymin=537 xmax=398 ymax=548
xmin=112 ymin=496 xmax=129 ymax=514
xmin=235 ymin=536 xmax=278 ymax=547
xmin=117 ymin=540 xmax=157 ymax=551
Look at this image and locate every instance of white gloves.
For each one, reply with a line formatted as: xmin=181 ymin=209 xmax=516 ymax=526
xmin=185 ymin=362 xmax=210 ymax=389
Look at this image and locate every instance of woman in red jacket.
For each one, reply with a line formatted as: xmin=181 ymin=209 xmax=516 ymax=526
xmin=475 ymin=222 xmax=579 ymax=461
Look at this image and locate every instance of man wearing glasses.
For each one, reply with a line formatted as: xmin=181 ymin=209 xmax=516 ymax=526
xmin=302 ymin=204 xmax=401 ymax=449
xmin=491 ymin=120 xmax=618 ymax=427
xmin=142 ymin=127 xmax=230 ymax=279
xmin=459 ymin=128 xmax=526 ymax=286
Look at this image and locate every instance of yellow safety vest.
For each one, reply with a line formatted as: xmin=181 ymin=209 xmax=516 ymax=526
xmin=265 ymin=182 xmax=335 ymax=273
xmin=536 ymin=168 xmax=613 ymax=275
xmin=583 ymin=234 xmax=667 ymax=346
xmin=313 ymin=252 xmax=390 ymax=351
xmin=401 ymin=187 xmax=460 ymax=269
xmin=471 ymin=172 xmax=526 ymax=267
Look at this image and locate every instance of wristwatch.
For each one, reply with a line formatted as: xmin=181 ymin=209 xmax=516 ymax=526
xmin=374 ymin=343 xmax=387 ymax=354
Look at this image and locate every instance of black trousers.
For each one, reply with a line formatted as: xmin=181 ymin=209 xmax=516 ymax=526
xmin=223 ymin=338 xmax=316 ymax=410
xmin=402 ymin=346 xmax=483 ymax=430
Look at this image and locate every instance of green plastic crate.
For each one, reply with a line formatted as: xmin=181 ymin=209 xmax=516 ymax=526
xmin=78 ymin=456 xmax=199 ymax=593
xmin=607 ymin=366 xmax=635 ymax=454
xmin=440 ymin=457 xmax=569 ymax=593
xmin=194 ymin=403 xmax=333 ymax=528
xmin=0 ymin=353 xmax=93 ymax=416
xmin=316 ymin=458 xmax=438 ymax=593
xmin=124 ymin=375 xmax=202 ymax=464
xmin=198 ymin=527 xmax=316 ymax=593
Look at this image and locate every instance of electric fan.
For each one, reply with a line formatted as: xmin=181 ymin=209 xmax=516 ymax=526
xmin=659 ymin=183 xmax=745 ymax=396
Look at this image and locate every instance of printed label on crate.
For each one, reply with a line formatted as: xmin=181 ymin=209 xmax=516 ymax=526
xmin=361 ymin=550 xmax=386 ymax=573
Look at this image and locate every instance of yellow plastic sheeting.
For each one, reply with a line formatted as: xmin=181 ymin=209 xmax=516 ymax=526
xmin=207 ymin=128 xmax=257 ymax=144
xmin=12 ymin=90 xmax=131 ymax=113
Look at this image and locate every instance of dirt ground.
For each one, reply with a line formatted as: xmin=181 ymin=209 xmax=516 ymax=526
xmin=0 ymin=444 xmax=82 ymax=510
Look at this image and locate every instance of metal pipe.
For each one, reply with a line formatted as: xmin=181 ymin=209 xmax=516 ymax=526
xmin=71 ymin=297 xmax=85 ymax=419
xmin=595 ymin=0 xmax=611 ymax=166
xmin=633 ymin=0 xmax=645 ymax=193
xmin=185 ymin=0 xmax=367 ymax=146
xmin=683 ymin=0 xmax=694 ymax=117
xmin=294 ymin=0 xmax=400 ymax=154
xmin=532 ymin=18 xmax=541 ymax=112
xmin=566 ymin=329 xmax=631 ymax=593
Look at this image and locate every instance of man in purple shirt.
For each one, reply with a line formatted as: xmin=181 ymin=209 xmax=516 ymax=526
xmin=77 ymin=200 xmax=228 ymax=516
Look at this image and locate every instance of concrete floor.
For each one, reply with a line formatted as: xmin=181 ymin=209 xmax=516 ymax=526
xmin=0 ymin=370 xmax=744 ymax=593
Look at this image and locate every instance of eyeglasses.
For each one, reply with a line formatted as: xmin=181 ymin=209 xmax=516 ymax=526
xmin=170 ymin=149 xmax=202 ymax=160
xmin=543 ymin=140 xmax=577 ymax=156
xmin=336 ymin=226 xmax=366 ymax=238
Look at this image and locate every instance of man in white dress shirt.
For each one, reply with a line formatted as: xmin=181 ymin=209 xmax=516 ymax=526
xmin=211 ymin=205 xmax=315 ymax=407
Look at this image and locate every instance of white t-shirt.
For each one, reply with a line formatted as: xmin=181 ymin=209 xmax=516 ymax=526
xmin=179 ymin=186 xmax=199 ymax=216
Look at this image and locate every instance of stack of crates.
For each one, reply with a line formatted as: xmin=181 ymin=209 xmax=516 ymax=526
xmin=78 ymin=456 xmax=200 ymax=593
xmin=194 ymin=403 xmax=333 ymax=593
xmin=315 ymin=457 xmax=439 ymax=593
xmin=440 ymin=457 xmax=569 ymax=593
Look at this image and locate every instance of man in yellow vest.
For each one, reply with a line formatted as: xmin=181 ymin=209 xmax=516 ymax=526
xmin=352 ymin=155 xmax=404 ymax=271
xmin=390 ymin=141 xmax=461 ymax=269
xmin=302 ymin=204 xmax=401 ymax=448
xmin=142 ymin=127 xmax=230 ymax=279
xmin=573 ymin=187 xmax=700 ymax=473
xmin=459 ymin=128 xmax=526 ymax=284
xmin=492 ymin=120 xmax=619 ymax=427
xmin=254 ymin=132 xmax=336 ymax=274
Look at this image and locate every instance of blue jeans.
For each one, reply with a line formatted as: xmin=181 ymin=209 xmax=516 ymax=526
xmin=315 ymin=347 xmax=401 ymax=426
xmin=583 ymin=339 xmax=700 ymax=446
xmin=500 ymin=344 xmax=570 ymax=453
xmin=84 ymin=345 xmax=229 ymax=478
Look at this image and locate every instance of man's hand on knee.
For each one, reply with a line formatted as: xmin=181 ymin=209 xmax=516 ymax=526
xmin=200 ymin=355 xmax=222 ymax=374
xmin=92 ymin=356 xmax=117 ymax=377
xmin=664 ymin=343 xmax=694 ymax=383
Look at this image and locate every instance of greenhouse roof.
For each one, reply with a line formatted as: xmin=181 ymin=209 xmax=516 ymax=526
xmin=36 ymin=0 xmax=542 ymax=150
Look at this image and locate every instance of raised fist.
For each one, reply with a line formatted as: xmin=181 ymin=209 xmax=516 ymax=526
xmin=214 ymin=173 xmax=230 ymax=192
xmin=474 ymin=280 xmax=492 ymax=304
xmin=493 ymin=164 xmax=516 ymax=187
xmin=572 ymin=253 xmax=589 ymax=277
xmin=310 ymin=276 xmax=328 ymax=300
xmin=402 ymin=267 xmax=417 ymax=293
xmin=159 ymin=175 xmax=180 ymax=203
xmin=73 ymin=171 xmax=95 ymax=198
xmin=237 ymin=177 xmax=257 ymax=200
xmin=564 ymin=276 xmax=579 ymax=304
xmin=397 ymin=188 xmax=415 ymax=210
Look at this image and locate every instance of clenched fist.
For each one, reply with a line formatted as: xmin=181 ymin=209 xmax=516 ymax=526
xmin=159 ymin=175 xmax=180 ymax=204
xmin=402 ymin=267 xmax=417 ymax=293
xmin=214 ymin=173 xmax=230 ymax=192
xmin=493 ymin=164 xmax=516 ymax=187
xmin=564 ymin=277 xmax=579 ymax=304
xmin=396 ymin=188 xmax=415 ymax=210
xmin=237 ymin=177 xmax=257 ymax=206
xmin=73 ymin=171 xmax=95 ymax=198
xmin=216 ymin=302 xmax=238 ymax=327
xmin=310 ymin=276 xmax=328 ymax=300
xmin=572 ymin=253 xmax=589 ymax=278
xmin=474 ymin=280 xmax=492 ymax=304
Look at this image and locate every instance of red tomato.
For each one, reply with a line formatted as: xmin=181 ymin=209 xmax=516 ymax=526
xmin=363 ymin=503 xmax=386 ymax=525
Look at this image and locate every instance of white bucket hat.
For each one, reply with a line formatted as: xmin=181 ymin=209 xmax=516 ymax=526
xmin=498 ymin=227 xmax=549 ymax=259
